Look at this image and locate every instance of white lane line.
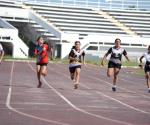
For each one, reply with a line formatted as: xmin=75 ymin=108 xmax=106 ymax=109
xmin=86 ymin=66 xmax=150 ymax=97
xmin=59 ymin=64 xmax=150 ymax=99
xmin=54 ymin=64 xmax=150 ymax=115
xmin=11 ymin=102 xmax=56 ymax=105
xmin=87 ymin=71 xmax=150 ymax=99
xmin=56 ymin=64 xmax=150 ymax=99
xmin=6 ymin=62 xmax=70 ymax=125
xmin=6 ymin=61 xmax=14 ymax=109
xmin=81 ymin=83 xmax=150 ymax=115
xmin=97 ymin=91 xmax=150 ymax=114
xmin=28 ymin=63 xmax=133 ymax=125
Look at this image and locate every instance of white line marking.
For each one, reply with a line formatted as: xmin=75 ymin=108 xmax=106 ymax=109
xmin=57 ymin=64 xmax=150 ymax=99
xmin=97 ymin=91 xmax=150 ymax=114
xmin=6 ymin=62 xmax=70 ymax=125
xmin=54 ymin=64 xmax=150 ymax=115
xmin=28 ymin=63 xmax=133 ymax=125
xmin=86 ymin=66 xmax=150 ymax=99
xmin=88 ymin=72 xmax=150 ymax=99
xmin=6 ymin=61 xmax=14 ymax=109
xmin=11 ymin=102 xmax=56 ymax=105
xmin=56 ymin=64 xmax=148 ymax=95
xmin=81 ymin=82 xmax=150 ymax=115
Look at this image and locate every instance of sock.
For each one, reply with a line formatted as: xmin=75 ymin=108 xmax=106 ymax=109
xmin=113 ymin=85 xmax=116 ymax=88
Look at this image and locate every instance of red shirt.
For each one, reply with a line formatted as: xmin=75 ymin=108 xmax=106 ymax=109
xmin=34 ymin=44 xmax=49 ymax=64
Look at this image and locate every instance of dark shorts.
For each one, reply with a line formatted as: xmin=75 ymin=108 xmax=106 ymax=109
xmin=69 ymin=65 xmax=81 ymax=73
xmin=36 ymin=63 xmax=48 ymax=66
xmin=108 ymin=61 xmax=121 ymax=69
xmin=144 ymin=65 xmax=150 ymax=73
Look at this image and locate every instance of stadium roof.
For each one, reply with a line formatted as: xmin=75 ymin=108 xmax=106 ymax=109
xmin=13 ymin=0 xmax=150 ymax=11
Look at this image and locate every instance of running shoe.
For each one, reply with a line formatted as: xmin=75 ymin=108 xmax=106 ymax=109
xmin=74 ymin=84 xmax=78 ymax=89
xmin=37 ymin=81 xmax=42 ymax=88
xmin=112 ymin=87 xmax=116 ymax=92
xmin=71 ymin=76 xmax=74 ymax=80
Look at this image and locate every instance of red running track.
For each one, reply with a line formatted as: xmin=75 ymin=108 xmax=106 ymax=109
xmin=0 ymin=61 xmax=150 ymax=125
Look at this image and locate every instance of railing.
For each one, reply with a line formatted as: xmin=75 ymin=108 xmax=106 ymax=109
xmin=12 ymin=0 xmax=150 ymax=11
xmin=0 ymin=18 xmax=16 ymax=29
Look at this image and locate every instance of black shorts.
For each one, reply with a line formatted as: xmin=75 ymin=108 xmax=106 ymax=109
xmin=108 ymin=61 xmax=121 ymax=69
xmin=69 ymin=65 xmax=81 ymax=73
xmin=144 ymin=65 xmax=150 ymax=73
xmin=36 ymin=63 xmax=48 ymax=66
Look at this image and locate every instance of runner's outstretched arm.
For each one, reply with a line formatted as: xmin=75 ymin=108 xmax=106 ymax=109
xmin=124 ymin=55 xmax=130 ymax=62
xmin=0 ymin=50 xmax=4 ymax=64
xmin=101 ymin=53 xmax=109 ymax=66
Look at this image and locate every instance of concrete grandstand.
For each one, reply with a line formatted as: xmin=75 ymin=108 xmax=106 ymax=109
xmin=0 ymin=0 xmax=149 ymax=59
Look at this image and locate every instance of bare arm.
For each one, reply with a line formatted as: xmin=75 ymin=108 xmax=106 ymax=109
xmin=0 ymin=50 xmax=4 ymax=64
xmin=139 ymin=55 xmax=144 ymax=68
xmin=124 ymin=55 xmax=130 ymax=62
xmin=139 ymin=55 xmax=144 ymax=64
xmin=82 ymin=55 xmax=85 ymax=65
xmin=68 ymin=56 xmax=76 ymax=61
xmin=101 ymin=53 xmax=109 ymax=66
xmin=68 ymin=49 xmax=76 ymax=62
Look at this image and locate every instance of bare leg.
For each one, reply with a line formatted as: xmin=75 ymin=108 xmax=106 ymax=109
xmin=145 ymin=72 xmax=150 ymax=93
xmin=41 ymin=66 xmax=47 ymax=77
xmin=70 ymin=73 xmax=75 ymax=80
xmin=112 ymin=68 xmax=120 ymax=91
xmin=107 ymin=68 xmax=114 ymax=77
xmin=113 ymin=68 xmax=120 ymax=86
xmin=74 ymin=68 xmax=81 ymax=89
xmin=37 ymin=65 xmax=42 ymax=88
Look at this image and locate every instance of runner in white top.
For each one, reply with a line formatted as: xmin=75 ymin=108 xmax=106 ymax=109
xmin=0 ymin=43 xmax=4 ymax=64
xmin=139 ymin=45 xmax=150 ymax=93
xmin=68 ymin=41 xmax=85 ymax=89
xmin=101 ymin=38 xmax=130 ymax=92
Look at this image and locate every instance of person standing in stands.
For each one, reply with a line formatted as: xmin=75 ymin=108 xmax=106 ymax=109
xmin=101 ymin=38 xmax=130 ymax=92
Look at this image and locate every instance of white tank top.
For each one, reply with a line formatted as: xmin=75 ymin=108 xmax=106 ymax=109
xmin=144 ymin=53 xmax=150 ymax=62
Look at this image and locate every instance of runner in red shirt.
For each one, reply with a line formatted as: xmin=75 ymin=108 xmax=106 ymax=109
xmin=34 ymin=36 xmax=49 ymax=88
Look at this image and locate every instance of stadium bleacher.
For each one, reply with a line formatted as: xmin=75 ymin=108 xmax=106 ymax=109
xmin=1 ymin=1 xmax=149 ymax=38
xmin=104 ymin=9 xmax=150 ymax=37
xmin=0 ymin=0 xmax=22 ymax=8
xmin=25 ymin=3 xmax=127 ymax=35
xmin=0 ymin=0 xmax=149 ymax=59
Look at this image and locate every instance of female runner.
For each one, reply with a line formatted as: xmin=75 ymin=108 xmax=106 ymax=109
xmin=68 ymin=41 xmax=85 ymax=89
xmin=139 ymin=45 xmax=150 ymax=93
xmin=34 ymin=36 xmax=49 ymax=88
xmin=101 ymin=38 xmax=130 ymax=91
